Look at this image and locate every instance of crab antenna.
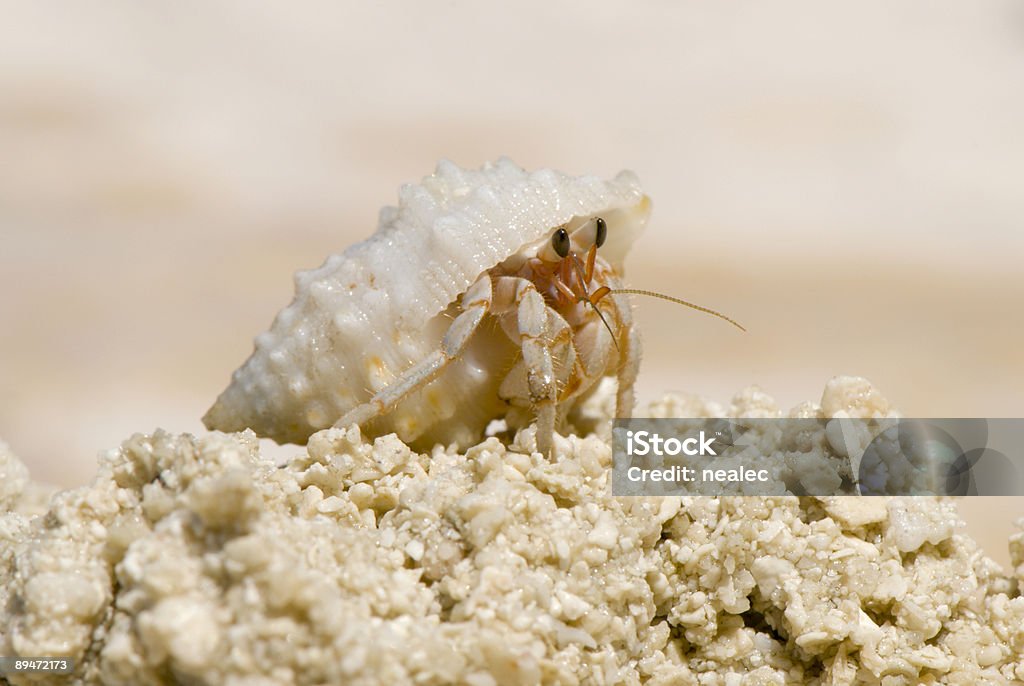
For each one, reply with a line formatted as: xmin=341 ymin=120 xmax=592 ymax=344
xmin=610 ymin=289 xmax=747 ymax=332
xmin=569 ymin=253 xmax=620 ymax=351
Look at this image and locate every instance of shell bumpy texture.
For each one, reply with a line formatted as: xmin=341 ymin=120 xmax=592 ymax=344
xmin=2 ymin=377 xmax=1024 ymax=685
xmin=203 ymin=158 xmax=645 ymax=445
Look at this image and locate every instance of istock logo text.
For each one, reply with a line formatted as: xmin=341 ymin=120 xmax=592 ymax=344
xmin=624 ymin=430 xmax=717 ymax=456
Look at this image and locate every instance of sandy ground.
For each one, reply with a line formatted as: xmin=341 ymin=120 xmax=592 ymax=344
xmin=2 ymin=2 xmax=1022 ymax=564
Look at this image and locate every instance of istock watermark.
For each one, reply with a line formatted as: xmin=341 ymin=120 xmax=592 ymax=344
xmin=624 ymin=430 xmax=718 ymax=456
xmin=611 ymin=418 xmax=1024 ymax=496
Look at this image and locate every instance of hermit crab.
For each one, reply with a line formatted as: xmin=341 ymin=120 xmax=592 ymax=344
xmin=204 ymin=158 xmax=736 ymax=456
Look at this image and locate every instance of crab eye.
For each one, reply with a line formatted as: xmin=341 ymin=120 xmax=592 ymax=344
xmin=552 ymin=227 xmax=570 ymax=258
xmin=594 ymin=217 xmax=607 ymax=248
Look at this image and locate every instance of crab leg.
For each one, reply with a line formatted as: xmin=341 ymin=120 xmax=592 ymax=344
xmin=333 ymin=276 xmax=492 ymax=431
xmin=494 ymin=276 xmax=574 ymax=457
xmin=606 ymin=287 xmax=640 ymax=420
xmin=615 ymin=317 xmax=640 ymax=420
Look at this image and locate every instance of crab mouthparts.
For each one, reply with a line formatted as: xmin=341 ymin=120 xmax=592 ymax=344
xmin=552 ymin=246 xmax=619 ymax=350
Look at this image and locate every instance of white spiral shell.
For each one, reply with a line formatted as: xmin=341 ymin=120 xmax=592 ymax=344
xmin=204 ymin=158 xmax=648 ymax=447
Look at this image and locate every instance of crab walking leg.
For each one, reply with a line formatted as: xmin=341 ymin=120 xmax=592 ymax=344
xmin=600 ymin=288 xmax=639 ymax=419
xmin=333 ymin=276 xmax=493 ymax=431
xmin=494 ymin=276 xmax=572 ymax=457
xmin=615 ymin=318 xmax=641 ymax=419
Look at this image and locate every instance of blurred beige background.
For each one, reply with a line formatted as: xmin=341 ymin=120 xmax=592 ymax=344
xmin=2 ymin=2 xmax=1022 ymax=564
